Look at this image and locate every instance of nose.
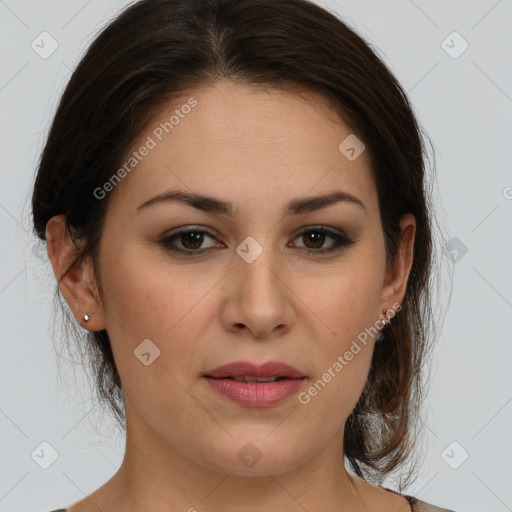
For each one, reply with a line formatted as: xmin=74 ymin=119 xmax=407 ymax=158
xmin=219 ymin=240 xmax=295 ymax=339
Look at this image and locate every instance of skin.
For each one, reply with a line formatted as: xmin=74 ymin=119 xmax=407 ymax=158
xmin=46 ymin=80 xmax=416 ymax=512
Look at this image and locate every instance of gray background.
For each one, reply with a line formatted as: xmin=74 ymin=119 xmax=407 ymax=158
xmin=1 ymin=0 xmax=511 ymax=511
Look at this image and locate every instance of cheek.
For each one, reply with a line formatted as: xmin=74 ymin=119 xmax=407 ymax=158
xmin=99 ymin=241 xmax=217 ymax=338
xmin=301 ymin=258 xmax=383 ymax=343
xmin=299 ymin=319 xmax=375 ymax=431
xmin=97 ymin=247 xmax=220 ymax=427
xmin=295 ymin=257 xmax=383 ymax=416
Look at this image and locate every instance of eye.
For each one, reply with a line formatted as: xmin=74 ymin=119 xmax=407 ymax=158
xmin=159 ymin=226 xmax=223 ymax=255
xmin=159 ymin=225 xmax=356 ymax=256
xmin=290 ymin=226 xmax=355 ymax=254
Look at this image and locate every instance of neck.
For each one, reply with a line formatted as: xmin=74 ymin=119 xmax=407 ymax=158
xmin=103 ymin=406 xmax=367 ymax=512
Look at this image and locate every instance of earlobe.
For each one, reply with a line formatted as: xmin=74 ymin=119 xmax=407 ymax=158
xmin=45 ymin=215 xmax=105 ymax=331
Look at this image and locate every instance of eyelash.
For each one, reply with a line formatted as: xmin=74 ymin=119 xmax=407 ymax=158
xmin=159 ymin=225 xmax=355 ymax=256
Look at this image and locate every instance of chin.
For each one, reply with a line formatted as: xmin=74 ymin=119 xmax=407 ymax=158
xmin=196 ymin=432 xmax=310 ymax=477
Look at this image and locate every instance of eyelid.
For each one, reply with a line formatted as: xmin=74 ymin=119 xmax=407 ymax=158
xmin=290 ymin=224 xmax=348 ymax=239
xmin=162 ymin=224 xmax=348 ymax=240
xmin=163 ymin=224 xmax=218 ymax=237
xmin=159 ymin=225 xmax=222 ymax=254
xmin=290 ymin=225 xmax=355 ymax=254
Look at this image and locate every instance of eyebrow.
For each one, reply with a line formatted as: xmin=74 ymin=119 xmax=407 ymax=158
xmin=136 ymin=189 xmax=367 ymax=216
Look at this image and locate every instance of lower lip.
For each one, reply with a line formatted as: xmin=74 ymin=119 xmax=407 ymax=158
xmin=204 ymin=377 xmax=305 ymax=407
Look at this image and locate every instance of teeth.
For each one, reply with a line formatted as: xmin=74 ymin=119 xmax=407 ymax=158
xmin=232 ymin=376 xmax=280 ymax=383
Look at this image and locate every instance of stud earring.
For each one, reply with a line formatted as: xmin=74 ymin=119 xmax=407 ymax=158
xmin=83 ymin=314 xmax=90 ymax=323
xmin=380 ymin=304 xmax=402 ymax=328
xmin=379 ymin=308 xmax=390 ymax=328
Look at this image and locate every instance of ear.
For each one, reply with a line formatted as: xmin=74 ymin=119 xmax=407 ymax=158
xmin=45 ymin=215 xmax=106 ymax=331
xmin=379 ymin=213 xmax=416 ymax=314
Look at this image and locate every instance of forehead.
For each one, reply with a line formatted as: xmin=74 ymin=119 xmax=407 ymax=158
xmin=108 ymin=80 xmax=377 ymax=216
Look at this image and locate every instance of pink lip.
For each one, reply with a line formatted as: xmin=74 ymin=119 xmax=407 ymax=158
xmin=203 ymin=361 xmax=306 ymax=407
xmin=204 ymin=361 xmax=305 ymax=379
xmin=205 ymin=378 xmax=304 ymax=407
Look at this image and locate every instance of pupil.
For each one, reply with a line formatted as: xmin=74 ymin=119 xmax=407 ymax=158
xmin=183 ymin=232 xmax=203 ymax=249
xmin=304 ymin=231 xmax=324 ymax=249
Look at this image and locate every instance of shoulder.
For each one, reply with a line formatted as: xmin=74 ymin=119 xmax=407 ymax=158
xmin=380 ymin=486 xmax=456 ymax=512
xmin=409 ymin=495 xmax=458 ymax=512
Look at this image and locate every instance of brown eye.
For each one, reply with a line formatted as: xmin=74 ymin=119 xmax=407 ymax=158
xmin=180 ymin=231 xmax=205 ymax=250
xmin=160 ymin=226 xmax=222 ymax=254
xmin=159 ymin=225 xmax=355 ymax=257
xmin=301 ymin=230 xmax=326 ymax=249
xmin=291 ymin=227 xmax=355 ymax=255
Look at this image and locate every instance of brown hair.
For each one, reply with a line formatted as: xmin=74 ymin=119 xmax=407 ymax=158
xmin=32 ymin=0 xmax=443 ymax=488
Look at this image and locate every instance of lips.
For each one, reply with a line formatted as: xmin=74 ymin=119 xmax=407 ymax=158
xmin=203 ymin=361 xmax=305 ymax=380
xmin=203 ymin=361 xmax=306 ymax=407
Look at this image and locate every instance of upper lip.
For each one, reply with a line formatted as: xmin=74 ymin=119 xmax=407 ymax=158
xmin=203 ymin=361 xmax=305 ymax=379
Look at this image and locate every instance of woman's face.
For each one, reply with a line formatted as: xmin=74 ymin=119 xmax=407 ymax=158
xmin=85 ymin=80 xmax=414 ymax=476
